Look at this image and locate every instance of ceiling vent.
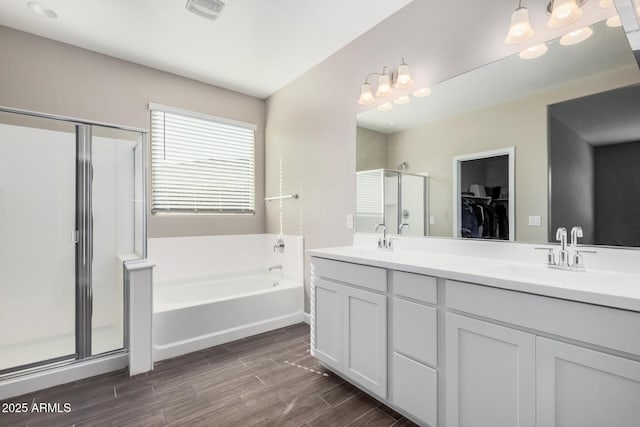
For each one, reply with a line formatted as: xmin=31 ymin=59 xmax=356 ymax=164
xmin=185 ymin=0 xmax=225 ymax=21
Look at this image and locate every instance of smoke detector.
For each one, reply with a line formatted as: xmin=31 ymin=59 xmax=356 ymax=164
xmin=185 ymin=0 xmax=225 ymax=21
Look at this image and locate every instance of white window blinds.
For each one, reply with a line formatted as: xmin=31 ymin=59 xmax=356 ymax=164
xmin=356 ymin=170 xmax=384 ymax=217
xmin=150 ymin=106 xmax=255 ymax=214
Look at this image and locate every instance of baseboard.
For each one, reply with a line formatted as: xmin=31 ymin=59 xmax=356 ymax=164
xmin=0 ymin=353 xmax=128 ymax=401
xmin=153 ymin=311 xmax=304 ymax=362
xmin=303 ymin=312 xmax=311 ymax=325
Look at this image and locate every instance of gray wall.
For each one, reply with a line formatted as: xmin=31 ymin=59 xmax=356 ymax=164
xmin=0 ymin=26 xmax=266 ymax=238
xmin=356 ymin=127 xmax=388 ymax=172
xmin=549 ymin=115 xmax=595 ymax=244
xmin=594 ymin=141 xmax=640 ymax=246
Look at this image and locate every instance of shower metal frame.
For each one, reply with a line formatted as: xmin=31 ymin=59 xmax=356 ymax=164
xmin=0 ymin=106 xmax=148 ymax=379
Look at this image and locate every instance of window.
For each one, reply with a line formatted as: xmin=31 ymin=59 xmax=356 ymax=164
xmin=150 ymin=104 xmax=256 ymax=214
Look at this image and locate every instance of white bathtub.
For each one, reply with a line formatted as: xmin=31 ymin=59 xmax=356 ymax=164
xmin=149 ymin=234 xmax=304 ymax=361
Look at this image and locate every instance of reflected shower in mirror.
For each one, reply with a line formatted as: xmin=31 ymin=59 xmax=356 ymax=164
xmin=356 ymin=19 xmax=640 ymax=247
xmin=355 ymin=168 xmax=429 ymax=237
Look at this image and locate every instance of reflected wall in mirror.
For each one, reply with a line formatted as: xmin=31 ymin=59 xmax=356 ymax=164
xmin=356 ymin=19 xmax=640 ymax=246
xmin=549 ymin=84 xmax=640 ymax=247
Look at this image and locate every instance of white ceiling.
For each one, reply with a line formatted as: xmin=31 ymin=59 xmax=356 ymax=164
xmin=0 ymin=0 xmax=413 ymax=98
xmin=357 ymin=17 xmax=637 ymax=134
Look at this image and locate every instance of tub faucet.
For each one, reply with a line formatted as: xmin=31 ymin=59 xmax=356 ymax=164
xmin=269 ymin=264 xmax=283 ymax=272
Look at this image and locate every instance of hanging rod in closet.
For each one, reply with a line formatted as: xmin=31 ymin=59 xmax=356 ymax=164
xmin=265 ymin=194 xmax=300 ymax=201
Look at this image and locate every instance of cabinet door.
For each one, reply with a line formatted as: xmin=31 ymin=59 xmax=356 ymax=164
xmin=311 ymin=278 xmax=343 ymax=371
xmin=537 ymin=337 xmax=640 ymax=427
xmin=343 ymin=286 xmax=387 ymax=398
xmin=446 ymin=313 xmax=535 ymax=427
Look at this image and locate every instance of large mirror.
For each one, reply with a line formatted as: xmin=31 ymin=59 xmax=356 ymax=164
xmin=356 ymin=18 xmax=640 ymax=247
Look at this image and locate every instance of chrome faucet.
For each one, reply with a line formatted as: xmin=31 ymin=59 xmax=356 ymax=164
xmin=536 ymin=226 xmax=596 ymax=271
xmin=374 ymin=223 xmax=387 ymax=248
xmin=268 ymin=264 xmax=283 ymax=272
xmin=556 ymin=227 xmax=569 ymax=267
xmin=399 ymin=223 xmax=410 ymax=234
xmin=374 ymin=223 xmax=397 ymax=250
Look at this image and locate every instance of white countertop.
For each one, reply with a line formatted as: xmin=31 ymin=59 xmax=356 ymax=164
xmin=308 ymin=245 xmax=640 ymax=312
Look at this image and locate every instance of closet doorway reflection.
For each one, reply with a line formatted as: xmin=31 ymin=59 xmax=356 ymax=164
xmin=453 ymin=148 xmax=515 ymax=241
xmin=0 ymin=108 xmax=147 ymax=377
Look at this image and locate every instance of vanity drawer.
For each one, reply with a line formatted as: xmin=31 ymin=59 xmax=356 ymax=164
xmin=392 ymin=352 xmax=437 ymax=427
xmin=392 ymin=270 xmax=437 ymax=304
xmin=393 ymin=297 xmax=437 ymax=366
xmin=446 ymin=280 xmax=640 ymax=356
xmin=311 ymin=257 xmax=386 ymax=293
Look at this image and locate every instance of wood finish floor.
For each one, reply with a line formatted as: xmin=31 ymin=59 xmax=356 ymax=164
xmin=1 ymin=323 xmax=417 ymax=427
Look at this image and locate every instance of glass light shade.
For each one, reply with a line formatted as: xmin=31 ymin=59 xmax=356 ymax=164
xmin=606 ymin=15 xmax=622 ymax=27
xmin=377 ymin=102 xmax=393 ymax=112
xmin=519 ymin=43 xmax=548 ymax=59
xmin=376 ymin=74 xmax=393 ymax=97
xmin=358 ymin=83 xmax=375 ymax=105
xmin=412 ymin=87 xmax=432 ymax=97
xmin=559 ymin=26 xmax=593 ymax=45
xmin=505 ymin=8 xmax=535 ymax=44
xmin=548 ymin=0 xmax=583 ymax=28
xmin=395 ymin=64 xmax=413 ymax=88
xmin=598 ymin=0 xmax=613 ymax=7
xmin=393 ymin=95 xmax=411 ymax=105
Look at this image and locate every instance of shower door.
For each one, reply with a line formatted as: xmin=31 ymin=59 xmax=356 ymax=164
xmin=0 ymin=110 xmax=145 ymax=375
xmin=0 ymin=112 xmax=78 ymax=373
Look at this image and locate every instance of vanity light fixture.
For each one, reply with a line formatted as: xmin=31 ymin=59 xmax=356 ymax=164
xmin=548 ymin=0 xmax=584 ymax=28
xmin=377 ymin=102 xmax=393 ymax=112
xmin=505 ymin=0 xmax=588 ymax=45
xmin=505 ymin=1 xmax=535 ymax=44
xmin=376 ymin=74 xmax=393 ymax=97
xmin=559 ymin=26 xmax=593 ymax=44
xmin=519 ymin=43 xmax=549 ymax=59
xmin=358 ymin=58 xmax=419 ymax=107
xmin=27 ymin=2 xmax=57 ymax=18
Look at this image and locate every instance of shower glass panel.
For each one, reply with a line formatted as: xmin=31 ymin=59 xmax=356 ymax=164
xmin=0 ymin=112 xmax=77 ymax=372
xmin=91 ymin=126 xmax=140 ymax=355
xmin=399 ymin=173 xmax=427 ymax=237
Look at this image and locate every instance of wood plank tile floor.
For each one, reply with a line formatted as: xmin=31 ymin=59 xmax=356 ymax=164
xmin=1 ymin=323 xmax=418 ymax=427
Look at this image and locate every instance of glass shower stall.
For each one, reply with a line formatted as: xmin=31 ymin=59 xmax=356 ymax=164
xmin=0 ymin=108 xmax=146 ymax=376
xmin=356 ymin=169 xmax=429 ymax=236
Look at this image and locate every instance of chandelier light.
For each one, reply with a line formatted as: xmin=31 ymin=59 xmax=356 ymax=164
xmin=358 ymin=58 xmax=430 ymax=109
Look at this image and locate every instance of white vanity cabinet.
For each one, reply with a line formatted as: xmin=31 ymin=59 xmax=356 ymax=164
xmin=536 ymin=337 xmax=640 ymax=427
xmin=446 ymin=279 xmax=640 ymax=427
xmin=445 ymin=313 xmax=536 ymax=427
xmin=309 ymin=250 xmax=640 ymax=427
xmin=310 ymin=257 xmax=388 ymax=398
